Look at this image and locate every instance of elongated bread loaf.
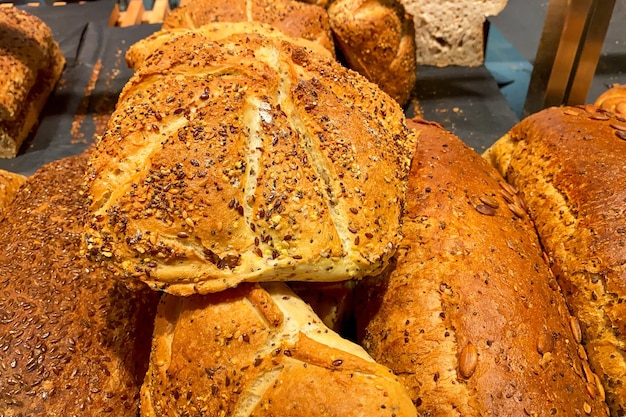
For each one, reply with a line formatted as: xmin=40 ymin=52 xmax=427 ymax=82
xmin=484 ymin=105 xmax=626 ymax=416
xmin=161 ymin=0 xmax=335 ymax=56
xmin=327 ymin=0 xmax=416 ymax=106
xmin=0 ymin=168 xmax=25 ymax=220
xmin=594 ymin=84 xmax=626 ymax=117
xmin=357 ymin=118 xmax=609 ymax=416
xmin=86 ymin=22 xmax=415 ymax=295
xmin=0 ymin=8 xmax=65 ymax=158
xmin=140 ymin=282 xmax=417 ymax=417
xmin=0 ymin=151 xmax=159 ymax=416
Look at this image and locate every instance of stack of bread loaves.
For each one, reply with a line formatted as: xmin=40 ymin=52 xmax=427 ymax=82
xmin=84 ymin=22 xmax=420 ymax=415
xmin=485 ymin=105 xmax=626 ymax=417
xmin=160 ymin=0 xmax=417 ymax=106
xmin=0 ymin=8 xmax=65 ymax=158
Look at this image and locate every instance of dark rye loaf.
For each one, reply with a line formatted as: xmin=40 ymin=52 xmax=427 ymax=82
xmin=0 ymin=151 xmax=159 ymax=416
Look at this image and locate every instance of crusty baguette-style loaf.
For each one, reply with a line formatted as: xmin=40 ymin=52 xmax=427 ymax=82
xmin=140 ymin=282 xmax=417 ymax=417
xmin=484 ymin=105 xmax=626 ymax=416
xmin=594 ymin=84 xmax=626 ymax=117
xmin=161 ymin=0 xmax=336 ymax=56
xmin=327 ymin=0 xmax=416 ymax=106
xmin=0 ymin=168 xmax=25 ymax=221
xmin=86 ymin=22 xmax=415 ymax=295
xmin=0 ymin=151 xmax=159 ymax=416
xmin=399 ymin=0 xmax=507 ymax=66
xmin=0 ymin=8 xmax=65 ymax=158
xmin=357 ymin=118 xmax=609 ymax=416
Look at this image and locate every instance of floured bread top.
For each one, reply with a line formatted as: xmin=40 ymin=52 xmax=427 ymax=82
xmin=84 ymin=22 xmax=415 ymax=295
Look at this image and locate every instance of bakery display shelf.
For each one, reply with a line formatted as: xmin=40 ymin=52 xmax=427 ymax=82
xmin=0 ymin=0 xmax=519 ymax=175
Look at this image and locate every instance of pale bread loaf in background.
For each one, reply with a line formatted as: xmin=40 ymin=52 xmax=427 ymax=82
xmin=484 ymin=105 xmax=626 ymax=416
xmin=399 ymin=0 xmax=507 ymax=66
xmin=357 ymin=118 xmax=609 ymax=416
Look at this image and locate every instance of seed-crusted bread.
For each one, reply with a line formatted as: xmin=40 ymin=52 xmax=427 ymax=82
xmin=140 ymin=282 xmax=417 ymax=417
xmin=327 ymin=0 xmax=417 ymax=106
xmin=594 ymin=84 xmax=626 ymax=117
xmin=357 ymin=118 xmax=609 ymax=416
xmin=0 ymin=168 xmax=25 ymax=221
xmin=86 ymin=22 xmax=415 ymax=296
xmin=484 ymin=105 xmax=626 ymax=416
xmin=161 ymin=0 xmax=336 ymax=56
xmin=0 ymin=151 xmax=159 ymax=416
xmin=0 ymin=8 xmax=65 ymax=158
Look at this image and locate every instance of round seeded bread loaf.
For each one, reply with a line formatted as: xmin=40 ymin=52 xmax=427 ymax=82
xmin=161 ymin=0 xmax=336 ymax=57
xmin=84 ymin=22 xmax=415 ymax=295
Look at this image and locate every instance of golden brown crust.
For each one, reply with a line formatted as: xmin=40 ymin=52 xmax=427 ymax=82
xmin=0 ymin=168 xmax=25 ymax=220
xmin=485 ymin=105 xmax=626 ymax=416
xmin=140 ymin=282 xmax=417 ymax=417
xmin=161 ymin=0 xmax=336 ymax=56
xmin=0 ymin=8 xmax=65 ymax=158
xmin=0 ymin=8 xmax=52 ymax=121
xmin=0 ymin=151 xmax=159 ymax=416
xmin=594 ymin=84 xmax=626 ymax=117
xmin=86 ymin=22 xmax=415 ymax=295
xmin=327 ymin=0 xmax=417 ymax=106
xmin=357 ymin=118 xmax=609 ymax=416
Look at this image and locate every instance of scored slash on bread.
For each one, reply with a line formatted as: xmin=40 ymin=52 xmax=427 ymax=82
xmin=140 ymin=282 xmax=417 ymax=416
xmin=85 ymin=22 xmax=415 ymax=295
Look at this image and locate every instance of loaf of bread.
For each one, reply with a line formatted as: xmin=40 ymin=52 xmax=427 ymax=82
xmin=357 ymin=118 xmax=609 ymax=416
xmin=161 ymin=0 xmax=335 ymax=56
xmin=0 ymin=151 xmax=159 ymax=416
xmin=399 ymin=0 xmax=507 ymax=66
xmin=0 ymin=8 xmax=65 ymax=158
xmin=86 ymin=22 xmax=415 ymax=295
xmin=484 ymin=105 xmax=626 ymax=416
xmin=594 ymin=84 xmax=626 ymax=117
xmin=327 ymin=0 xmax=416 ymax=106
xmin=0 ymin=168 xmax=25 ymax=220
xmin=140 ymin=282 xmax=417 ymax=416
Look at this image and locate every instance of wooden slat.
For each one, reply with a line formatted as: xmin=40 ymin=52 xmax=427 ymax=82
xmin=143 ymin=0 xmax=169 ymax=24
xmin=119 ymin=0 xmax=145 ymax=27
